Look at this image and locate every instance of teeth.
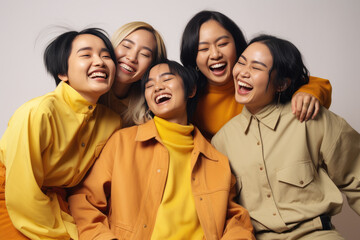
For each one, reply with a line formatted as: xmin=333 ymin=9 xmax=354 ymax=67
xmin=120 ymin=63 xmax=134 ymax=72
xmin=89 ymin=72 xmax=107 ymax=78
xmin=210 ymin=63 xmax=226 ymax=69
xmin=238 ymin=81 xmax=253 ymax=89
xmin=155 ymin=94 xmax=172 ymax=104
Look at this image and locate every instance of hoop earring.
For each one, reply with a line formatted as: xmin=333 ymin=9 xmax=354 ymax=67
xmin=195 ymin=66 xmax=200 ymax=71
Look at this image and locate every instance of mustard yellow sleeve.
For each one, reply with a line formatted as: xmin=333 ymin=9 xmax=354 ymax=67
xmin=222 ymin=174 xmax=256 ymax=239
xmin=294 ymin=76 xmax=332 ymax=109
xmin=2 ymin=106 xmax=74 ymax=240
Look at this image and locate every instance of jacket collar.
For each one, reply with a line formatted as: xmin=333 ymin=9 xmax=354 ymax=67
xmin=136 ymin=119 xmax=218 ymax=162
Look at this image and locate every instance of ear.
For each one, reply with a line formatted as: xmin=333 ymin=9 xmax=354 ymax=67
xmin=277 ymin=78 xmax=291 ymax=92
xmin=58 ymin=74 xmax=69 ymax=82
xmin=188 ymin=86 xmax=197 ymax=98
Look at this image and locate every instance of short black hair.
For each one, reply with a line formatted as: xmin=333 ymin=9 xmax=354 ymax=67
xmin=180 ymin=10 xmax=247 ymax=95
xmin=249 ymin=34 xmax=309 ymax=103
xmin=44 ymin=28 xmax=116 ymax=85
xmin=141 ymin=59 xmax=199 ymax=122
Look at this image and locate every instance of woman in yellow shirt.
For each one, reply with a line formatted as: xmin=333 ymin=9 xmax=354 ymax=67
xmin=68 ymin=60 xmax=255 ymax=240
xmin=0 ymin=28 xmax=121 ymax=240
xmin=180 ymin=10 xmax=332 ymax=139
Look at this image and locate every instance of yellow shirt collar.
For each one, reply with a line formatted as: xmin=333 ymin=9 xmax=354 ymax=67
xmin=56 ymin=82 xmax=96 ymax=114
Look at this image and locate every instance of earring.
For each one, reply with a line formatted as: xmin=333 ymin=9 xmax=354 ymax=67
xmin=195 ymin=66 xmax=200 ymax=71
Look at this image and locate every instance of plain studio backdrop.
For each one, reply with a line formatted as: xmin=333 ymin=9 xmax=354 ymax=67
xmin=1 ymin=0 xmax=359 ymax=238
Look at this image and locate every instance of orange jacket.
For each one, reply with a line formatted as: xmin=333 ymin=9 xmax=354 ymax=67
xmin=68 ymin=119 xmax=255 ymax=240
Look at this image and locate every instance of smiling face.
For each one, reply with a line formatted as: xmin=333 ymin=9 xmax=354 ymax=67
xmin=114 ymin=29 xmax=156 ymax=86
xmin=144 ymin=63 xmax=188 ymax=125
xmin=233 ymin=42 xmax=276 ymax=114
xmin=196 ymin=20 xmax=237 ymax=86
xmin=58 ymin=34 xmax=115 ymax=104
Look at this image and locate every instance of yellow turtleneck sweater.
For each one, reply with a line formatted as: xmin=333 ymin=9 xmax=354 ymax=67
xmin=151 ymin=116 xmax=204 ymax=240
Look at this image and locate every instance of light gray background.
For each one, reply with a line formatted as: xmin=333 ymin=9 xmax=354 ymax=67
xmin=1 ymin=0 xmax=359 ymax=238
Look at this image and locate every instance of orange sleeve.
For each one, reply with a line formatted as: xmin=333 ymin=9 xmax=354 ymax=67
xmin=68 ymin=135 xmax=118 ymax=240
xmin=221 ymin=174 xmax=256 ymax=240
xmin=294 ymin=76 xmax=332 ymax=109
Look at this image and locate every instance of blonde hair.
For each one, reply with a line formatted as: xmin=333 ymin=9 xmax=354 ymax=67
xmin=111 ymin=21 xmax=167 ymax=126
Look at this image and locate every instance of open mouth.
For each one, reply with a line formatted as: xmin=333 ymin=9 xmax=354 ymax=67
xmin=155 ymin=94 xmax=172 ymax=104
xmin=237 ymin=81 xmax=253 ymax=91
xmin=209 ymin=62 xmax=227 ymax=73
xmin=119 ymin=63 xmax=135 ymax=73
xmin=89 ymin=71 xmax=107 ymax=79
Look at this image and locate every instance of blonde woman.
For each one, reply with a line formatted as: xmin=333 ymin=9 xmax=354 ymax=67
xmin=99 ymin=21 xmax=167 ymax=127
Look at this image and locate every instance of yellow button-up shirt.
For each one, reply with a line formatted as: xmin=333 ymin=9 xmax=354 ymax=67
xmin=212 ymin=103 xmax=360 ymax=234
xmin=0 ymin=82 xmax=121 ymax=240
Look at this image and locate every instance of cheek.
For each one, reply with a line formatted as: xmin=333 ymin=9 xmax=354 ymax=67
xmin=226 ymin=50 xmax=237 ymax=66
xmin=196 ymin=53 xmax=205 ymax=67
xmin=115 ymin=47 xmax=124 ymax=59
xmin=138 ymin=58 xmax=153 ymax=72
xmin=144 ymin=91 xmax=152 ymax=105
xmin=232 ymin=65 xmax=240 ymax=77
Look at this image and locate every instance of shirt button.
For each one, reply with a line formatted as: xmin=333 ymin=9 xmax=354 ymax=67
xmin=143 ymin=224 xmax=147 ymax=228
xmin=273 ymin=213 xmax=277 ymax=216
xmin=81 ymin=142 xmax=85 ymax=147
xmin=257 ymin=141 xmax=260 ymax=145
xmin=157 ymin=169 xmax=161 ymax=173
xmin=260 ymin=167 xmax=263 ymax=171
xmin=200 ymin=197 xmax=203 ymax=201
xmin=88 ymin=105 xmax=93 ymax=110
xmin=267 ymin=194 xmax=271 ymax=198
xmin=299 ymin=180 xmax=304 ymax=185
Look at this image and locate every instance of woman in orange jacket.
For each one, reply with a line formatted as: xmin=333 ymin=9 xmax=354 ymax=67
xmin=68 ymin=59 xmax=255 ymax=240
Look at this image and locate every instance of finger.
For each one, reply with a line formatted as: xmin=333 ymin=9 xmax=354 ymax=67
xmin=299 ymin=101 xmax=310 ymax=122
xmin=311 ymin=101 xmax=320 ymax=119
xmin=291 ymin=97 xmax=297 ymax=114
xmin=304 ymin=99 xmax=316 ymax=121
xmin=295 ymin=98 xmax=304 ymax=120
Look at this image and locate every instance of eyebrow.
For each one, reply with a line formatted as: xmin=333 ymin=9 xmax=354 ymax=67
xmin=122 ymin=39 xmax=154 ymax=53
xmin=240 ymin=55 xmax=268 ymax=68
xmin=76 ymin=47 xmax=110 ymax=53
xmin=148 ymin=72 xmax=175 ymax=81
xmin=199 ymin=35 xmax=230 ymax=45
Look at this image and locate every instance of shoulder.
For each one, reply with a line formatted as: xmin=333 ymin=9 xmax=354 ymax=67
xmin=9 ymin=92 xmax=59 ymax=124
xmin=194 ymin=126 xmax=228 ymax=161
xmin=96 ymin=104 xmax=122 ymax=122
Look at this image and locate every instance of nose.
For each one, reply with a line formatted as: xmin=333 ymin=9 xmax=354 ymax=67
xmin=154 ymin=82 xmax=165 ymax=92
xmin=239 ymin=66 xmax=250 ymax=78
xmin=210 ymin=45 xmax=222 ymax=59
xmin=126 ymin=48 xmax=138 ymax=63
xmin=93 ymin=54 xmax=105 ymax=66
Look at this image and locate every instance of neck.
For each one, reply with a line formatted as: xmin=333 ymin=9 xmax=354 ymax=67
xmin=112 ymin=81 xmax=132 ymax=99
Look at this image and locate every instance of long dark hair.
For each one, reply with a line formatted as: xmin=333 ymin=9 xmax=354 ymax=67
xmin=180 ymin=10 xmax=247 ymax=95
